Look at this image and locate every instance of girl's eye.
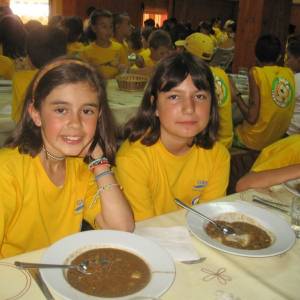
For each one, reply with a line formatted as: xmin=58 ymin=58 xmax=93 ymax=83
xmin=54 ymin=107 xmax=66 ymax=114
xmin=83 ymin=107 xmax=96 ymax=115
xmin=168 ymin=94 xmax=178 ymax=101
xmin=194 ymin=94 xmax=207 ymax=101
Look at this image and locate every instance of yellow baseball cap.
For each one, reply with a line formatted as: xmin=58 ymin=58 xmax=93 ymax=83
xmin=184 ymin=33 xmax=214 ymax=61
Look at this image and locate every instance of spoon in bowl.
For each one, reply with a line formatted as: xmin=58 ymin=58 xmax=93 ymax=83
xmin=15 ymin=260 xmax=91 ymax=275
xmin=174 ymin=198 xmax=236 ymax=236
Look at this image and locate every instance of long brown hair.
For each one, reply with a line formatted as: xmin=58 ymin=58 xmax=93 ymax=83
xmin=5 ymin=57 xmax=118 ymax=164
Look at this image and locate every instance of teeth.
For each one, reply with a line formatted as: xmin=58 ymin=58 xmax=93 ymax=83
xmin=65 ymin=136 xmax=80 ymax=141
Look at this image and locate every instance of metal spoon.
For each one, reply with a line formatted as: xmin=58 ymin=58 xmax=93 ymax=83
xmin=15 ymin=261 xmax=91 ymax=275
xmin=174 ymin=198 xmax=236 ymax=235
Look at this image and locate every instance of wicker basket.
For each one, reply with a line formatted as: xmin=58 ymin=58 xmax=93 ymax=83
xmin=116 ymin=74 xmax=148 ymax=91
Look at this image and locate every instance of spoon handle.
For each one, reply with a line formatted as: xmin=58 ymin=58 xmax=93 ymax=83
xmin=15 ymin=261 xmax=72 ymax=269
xmin=174 ymin=198 xmax=217 ymax=226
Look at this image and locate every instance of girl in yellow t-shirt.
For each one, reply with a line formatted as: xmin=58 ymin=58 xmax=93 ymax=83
xmin=0 ymin=58 xmax=134 ymax=258
xmin=115 ymin=52 xmax=230 ymax=221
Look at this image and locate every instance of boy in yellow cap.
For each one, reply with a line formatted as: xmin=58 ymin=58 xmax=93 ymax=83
xmin=184 ymin=32 xmax=233 ymax=148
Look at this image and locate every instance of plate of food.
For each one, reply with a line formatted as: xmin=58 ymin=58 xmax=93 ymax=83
xmin=40 ymin=230 xmax=175 ymax=300
xmin=186 ymin=200 xmax=295 ymax=257
xmin=283 ymin=178 xmax=300 ymax=196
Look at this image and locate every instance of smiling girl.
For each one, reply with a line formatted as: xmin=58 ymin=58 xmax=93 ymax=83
xmin=0 ymin=58 xmax=134 ymax=258
xmin=115 ymin=52 xmax=230 ymax=221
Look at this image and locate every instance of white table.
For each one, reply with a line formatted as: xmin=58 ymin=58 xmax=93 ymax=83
xmin=0 ymin=187 xmax=299 ymax=300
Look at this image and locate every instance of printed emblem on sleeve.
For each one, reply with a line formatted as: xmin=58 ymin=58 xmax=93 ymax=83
xmin=214 ymin=75 xmax=228 ymax=107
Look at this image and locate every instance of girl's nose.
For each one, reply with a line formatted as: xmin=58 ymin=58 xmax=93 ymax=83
xmin=68 ymin=112 xmax=82 ymax=127
xmin=182 ymin=97 xmax=195 ymax=113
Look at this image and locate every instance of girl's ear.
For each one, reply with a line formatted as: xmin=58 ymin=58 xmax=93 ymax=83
xmin=28 ymin=103 xmax=42 ymax=127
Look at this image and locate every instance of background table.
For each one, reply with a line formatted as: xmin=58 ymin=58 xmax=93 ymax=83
xmin=0 ymin=80 xmax=143 ymax=147
xmin=0 ymin=187 xmax=299 ymax=300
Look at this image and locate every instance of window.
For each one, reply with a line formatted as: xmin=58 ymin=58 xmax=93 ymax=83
xmin=143 ymin=12 xmax=168 ymax=28
xmin=10 ymin=0 xmax=49 ymax=24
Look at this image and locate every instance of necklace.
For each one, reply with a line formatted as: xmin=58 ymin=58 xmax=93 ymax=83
xmin=42 ymin=145 xmax=65 ymax=161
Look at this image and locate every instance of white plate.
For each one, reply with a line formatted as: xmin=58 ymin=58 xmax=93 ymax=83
xmin=186 ymin=200 xmax=295 ymax=257
xmin=283 ymin=178 xmax=300 ymax=196
xmin=40 ymin=230 xmax=175 ymax=300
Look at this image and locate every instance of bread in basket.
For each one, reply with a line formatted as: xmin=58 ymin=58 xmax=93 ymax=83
xmin=116 ymin=74 xmax=148 ymax=91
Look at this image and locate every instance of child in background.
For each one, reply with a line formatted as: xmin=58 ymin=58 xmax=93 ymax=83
xmin=232 ymin=34 xmax=295 ymax=150
xmin=80 ymin=9 xmax=128 ymax=79
xmin=236 ymin=134 xmax=300 ymax=192
xmin=0 ymin=58 xmax=134 ymax=258
xmin=184 ymin=32 xmax=233 ymax=148
xmin=133 ymin=29 xmax=172 ymax=75
xmin=112 ymin=12 xmax=132 ymax=63
xmin=12 ymin=26 xmax=67 ymax=122
xmin=0 ymin=54 xmax=14 ymax=79
xmin=115 ymin=52 xmax=230 ymax=221
xmin=61 ymin=16 xmax=85 ymax=57
xmin=285 ymin=34 xmax=300 ymax=136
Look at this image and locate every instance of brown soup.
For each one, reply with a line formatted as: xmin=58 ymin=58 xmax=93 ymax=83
xmin=66 ymin=248 xmax=151 ymax=297
xmin=205 ymin=220 xmax=272 ymax=250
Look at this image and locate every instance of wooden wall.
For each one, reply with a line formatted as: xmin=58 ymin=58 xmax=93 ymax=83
xmin=290 ymin=4 xmax=300 ymax=33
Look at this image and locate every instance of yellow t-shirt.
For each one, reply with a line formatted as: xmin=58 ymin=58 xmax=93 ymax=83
xmin=12 ymin=69 xmax=37 ymax=122
xmin=0 ymin=148 xmax=100 ymax=258
xmin=236 ymin=66 xmax=295 ymax=150
xmin=115 ymin=139 xmax=230 ymax=221
xmin=211 ymin=66 xmax=233 ymax=148
xmin=140 ymin=48 xmax=155 ymax=67
xmin=251 ymin=134 xmax=300 ymax=172
xmin=111 ymin=37 xmax=129 ymax=66
xmin=80 ymin=41 xmax=127 ymax=79
xmin=0 ymin=55 xmax=14 ymax=79
xmin=67 ymin=41 xmax=86 ymax=57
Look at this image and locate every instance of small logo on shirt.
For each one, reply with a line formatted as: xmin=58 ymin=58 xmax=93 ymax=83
xmin=214 ymin=75 xmax=228 ymax=107
xmin=74 ymin=199 xmax=84 ymax=213
xmin=271 ymin=77 xmax=293 ymax=108
xmin=191 ymin=180 xmax=208 ymax=205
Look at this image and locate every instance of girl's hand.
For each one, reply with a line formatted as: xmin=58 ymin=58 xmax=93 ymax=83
xmin=90 ymin=143 xmax=103 ymax=159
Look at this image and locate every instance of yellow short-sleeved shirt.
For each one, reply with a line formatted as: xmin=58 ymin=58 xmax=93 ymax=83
xmin=0 ymin=55 xmax=14 ymax=79
xmin=236 ymin=66 xmax=295 ymax=150
xmin=80 ymin=41 xmax=127 ymax=79
xmin=0 ymin=148 xmax=100 ymax=258
xmin=211 ymin=66 xmax=233 ymax=148
xmin=140 ymin=48 xmax=155 ymax=67
xmin=12 ymin=69 xmax=37 ymax=122
xmin=115 ymin=139 xmax=230 ymax=221
xmin=251 ymin=135 xmax=300 ymax=172
xmin=67 ymin=41 xmax=86 ymax=57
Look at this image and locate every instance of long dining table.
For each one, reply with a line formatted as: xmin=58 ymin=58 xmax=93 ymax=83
xmin=0 ymin=186 xmax=299 ymax=300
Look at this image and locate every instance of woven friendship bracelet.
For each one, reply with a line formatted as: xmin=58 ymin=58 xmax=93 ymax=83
xmin=98 ymin=183 xmax=121 ymax=193
xmin=88 ymin=157 xmax=109 ymax=170
xmin=88 ymin=183 xmax=122 ymax=209
xmin=95 ymin=170 xmax=113 ymax=181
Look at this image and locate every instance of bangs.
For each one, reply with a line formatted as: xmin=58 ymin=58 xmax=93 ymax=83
xmin=157 ymin=55 xmax=212 ymax=94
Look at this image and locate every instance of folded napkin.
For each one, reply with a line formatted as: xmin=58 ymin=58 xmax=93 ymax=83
xmin=135 ymin=226 xmax=201 ymax=262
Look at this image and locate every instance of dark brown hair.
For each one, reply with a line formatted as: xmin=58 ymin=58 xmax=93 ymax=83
xmin=124 ymin=51 xmax=219 ymax=149
xmin=5 ymin=57 xmax=117 ymax=164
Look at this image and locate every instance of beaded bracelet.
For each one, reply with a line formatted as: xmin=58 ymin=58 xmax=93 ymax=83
xmin=95 ymin=170 xmax=113 ymax=181
xmin=88 ymin=157 xmax=109 ymax=170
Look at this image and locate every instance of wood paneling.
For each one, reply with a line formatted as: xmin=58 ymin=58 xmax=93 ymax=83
xmin=233 ymin=0 xmax=292 ymax=72
xmin=290 ymin=4 xmax=300 ymax=33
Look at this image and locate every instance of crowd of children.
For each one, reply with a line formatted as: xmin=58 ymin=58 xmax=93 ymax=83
xmin=0 ymin=7 xmax=299 ymax=258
